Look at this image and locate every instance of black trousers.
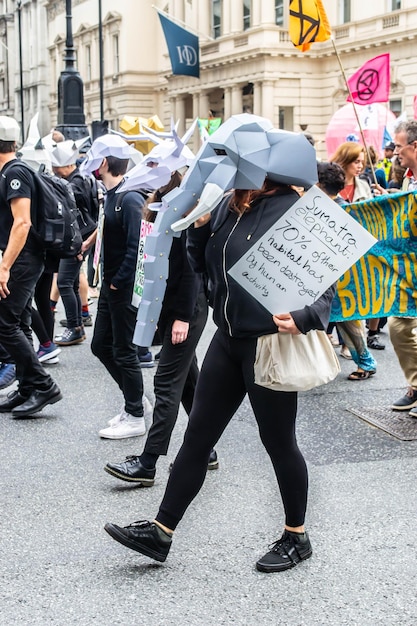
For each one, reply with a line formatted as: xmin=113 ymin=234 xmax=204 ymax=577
xmin=144 ymin=291 xmax=208 ymax=456
xmin=91 ymin=281 xmax=144 ymax=417
xmin=57 ymin=256 xmax=82 ymax=328
xmin=32 ymin=270 xmax=55 ymax=344
xmin=0 ymin=248 xmax=53 ymax=395
xmin=156 ymin=329 xmax=308 ymax=530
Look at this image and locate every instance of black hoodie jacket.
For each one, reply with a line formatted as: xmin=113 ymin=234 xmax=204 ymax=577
xmin=187 ymin=188 xmax=335 ymax=339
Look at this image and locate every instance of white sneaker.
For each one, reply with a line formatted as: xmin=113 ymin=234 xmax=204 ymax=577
xmin=43 ymin=356 xmax=60 ymax=364
xmin=108 ymin=409 xmax=123 ymax=427
xmin=99 ymin=411 xmax=146 ymax=439
xmin=107 ymin=396 xmax=153 ymax=426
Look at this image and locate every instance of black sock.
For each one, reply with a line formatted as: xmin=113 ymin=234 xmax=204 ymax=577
xmin=368 ymin=330 xmax=378 ymax=337
xmin=139 ymin=452 xmax=159 ymax=469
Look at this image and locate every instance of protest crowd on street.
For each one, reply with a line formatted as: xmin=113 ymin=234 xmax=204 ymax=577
xmin=1 ymin=1 xmax=417 ymax=623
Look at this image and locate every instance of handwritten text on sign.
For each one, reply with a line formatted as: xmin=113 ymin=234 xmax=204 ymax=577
xmin=228 ymin=186 xmax=377 ymax=315
xmin=132 ymin=219 xmax=154 ymax=308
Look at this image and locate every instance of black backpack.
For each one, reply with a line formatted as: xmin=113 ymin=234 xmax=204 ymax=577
xmin=12 ymin=161 xmax=83 ymax=258
xmin=69 ymin=172 xmax=99 ymax=240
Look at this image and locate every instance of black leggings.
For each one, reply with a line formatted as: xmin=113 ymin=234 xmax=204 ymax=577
xmin=156 ymin=329 xmax=308 ymax=530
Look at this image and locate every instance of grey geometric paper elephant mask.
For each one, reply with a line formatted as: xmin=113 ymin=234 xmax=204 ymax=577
xmin=134 ymin=113 xmax=318 ymax=346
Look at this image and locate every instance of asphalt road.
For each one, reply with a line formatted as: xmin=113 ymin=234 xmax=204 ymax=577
xmin=1 ymin=301 xmax=416 ymax=625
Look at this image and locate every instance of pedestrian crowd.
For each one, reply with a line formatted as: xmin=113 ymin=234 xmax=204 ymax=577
xmin=0 ymin=113 xmax=416 ymax=573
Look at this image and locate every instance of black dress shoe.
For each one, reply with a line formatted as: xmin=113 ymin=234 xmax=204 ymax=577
xmin=0 ymin=390 xmax=29 ymax=412
xmin=104 ymin=456 xmax=156 ymax=486
xmin=11 ymin=383 xmax=62 ymax=418
xmin=104 ymin=520 xmax=172 ymax=561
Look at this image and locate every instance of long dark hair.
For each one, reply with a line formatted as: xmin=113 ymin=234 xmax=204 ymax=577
xmin=229 ymin=178 xmax=290 ymax=214
xmin=143 ymin=170 xmax=183 ymax=223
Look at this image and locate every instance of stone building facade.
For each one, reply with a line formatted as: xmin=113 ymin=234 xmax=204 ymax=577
xmin=0 ymin=0 xmax=50 ymax=136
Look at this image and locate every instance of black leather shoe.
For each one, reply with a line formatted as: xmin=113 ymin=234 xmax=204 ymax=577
xmin=104 ymin=520 xmax=172 ymax=561
xmin=256 ymin=530 xmax=312 ymax=573
xmin=11 ymin=383 xmax=62 ymax=418
xmin=208 ymin=449 xmax=219 ymax=470
xmin=0 ymin=390 xmax=29 ymax=412
xmin=104 ymin=456 xmax=156 ymax=486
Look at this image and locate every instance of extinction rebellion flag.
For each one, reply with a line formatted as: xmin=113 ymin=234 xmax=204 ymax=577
xmin=158 ymin=12 xmax=200 ymax=78
xmin=346 ymin=54 xmax=391 ymax=105
xmin=289 ymin=0 xmax=331 ymax=52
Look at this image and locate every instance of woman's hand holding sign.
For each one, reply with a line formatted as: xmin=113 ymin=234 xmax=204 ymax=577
xmin=272 ymin=313 xmax=301 ymax=335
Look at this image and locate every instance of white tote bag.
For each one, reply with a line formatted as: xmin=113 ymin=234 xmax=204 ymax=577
xmin=254 ymin=330 xmax=341 ymax=392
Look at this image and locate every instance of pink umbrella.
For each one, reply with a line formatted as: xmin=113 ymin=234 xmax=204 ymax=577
xmin=325 ymin=103 xmax=397 ymax=159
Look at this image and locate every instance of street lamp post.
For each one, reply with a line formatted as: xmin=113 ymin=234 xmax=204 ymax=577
xmin=98 ymin=0 xmax=104 ymax=122
xmin=91 ymin=0 xmax=108 ymax=140
xmin=55 ymin=0 xmax=88 ymax=140
xmin=16 ymin=1 xmax=24 ymax=140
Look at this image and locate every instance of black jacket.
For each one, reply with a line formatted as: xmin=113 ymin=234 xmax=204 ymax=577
xmin=103 ymin=186 xmax=145 ymax=289
xmin=159 ymin=231 xmax=202 ymax=324
xmin=187 ymin=189 xmax=335 ymax=339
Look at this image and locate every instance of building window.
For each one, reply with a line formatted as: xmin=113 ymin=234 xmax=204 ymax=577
xmin=85 ymin=44 xmax=91 ymax=81
xmin=275 ymin=0 xmax=284 ymax=26
xmin=212 ymin=0 xmax=221 ymax=39
xmin=243 ymin=0 xmax=251 ymax=31
xmin=339 ymin=0 xmax=351 ymax=23
xmin=113 ymin=34 xmax=119 ymax=75
xmin=390 ymin=99 xmax=402 ymax=118
xmin=390 ymin=0 xmax=401 ymax=8
xmin=242 ymin=82 xmax=253 ymax=114
xmin=279 ymin=106 xmax=293 ymax=131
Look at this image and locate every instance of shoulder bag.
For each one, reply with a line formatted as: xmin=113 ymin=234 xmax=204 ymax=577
xmin=254 ymin=330 xmax=341 ymax=392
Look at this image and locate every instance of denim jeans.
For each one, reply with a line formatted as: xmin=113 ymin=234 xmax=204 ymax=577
xmin=57 ymin=256 xmax=82 ymax=328
xmin=91 ymin=281 xmax=144 ymax=417
xmin=0 ymin=248 xmax=54 ymax=395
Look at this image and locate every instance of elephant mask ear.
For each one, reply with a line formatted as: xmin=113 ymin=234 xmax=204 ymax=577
xmin=266 ymin=130 xmax=318 ymax=188
xmin=192 ymin=113 xmax=318 ymax=191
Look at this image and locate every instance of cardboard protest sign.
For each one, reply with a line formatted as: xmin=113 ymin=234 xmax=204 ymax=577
xmin=132 ymin=219 xmax=154 ymax=308
xmin=228 ymin=186 xmax=377 ymax=314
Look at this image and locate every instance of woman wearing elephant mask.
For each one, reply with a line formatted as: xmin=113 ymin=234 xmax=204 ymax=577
xmin=105 ymin=175 xmax=335 ymax=573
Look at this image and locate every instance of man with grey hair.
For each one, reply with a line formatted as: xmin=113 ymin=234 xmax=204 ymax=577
xmin=0 ymin=116 xmax=62 ymax=417
xmin=390 ymin=120 xmax=417 ymax=414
